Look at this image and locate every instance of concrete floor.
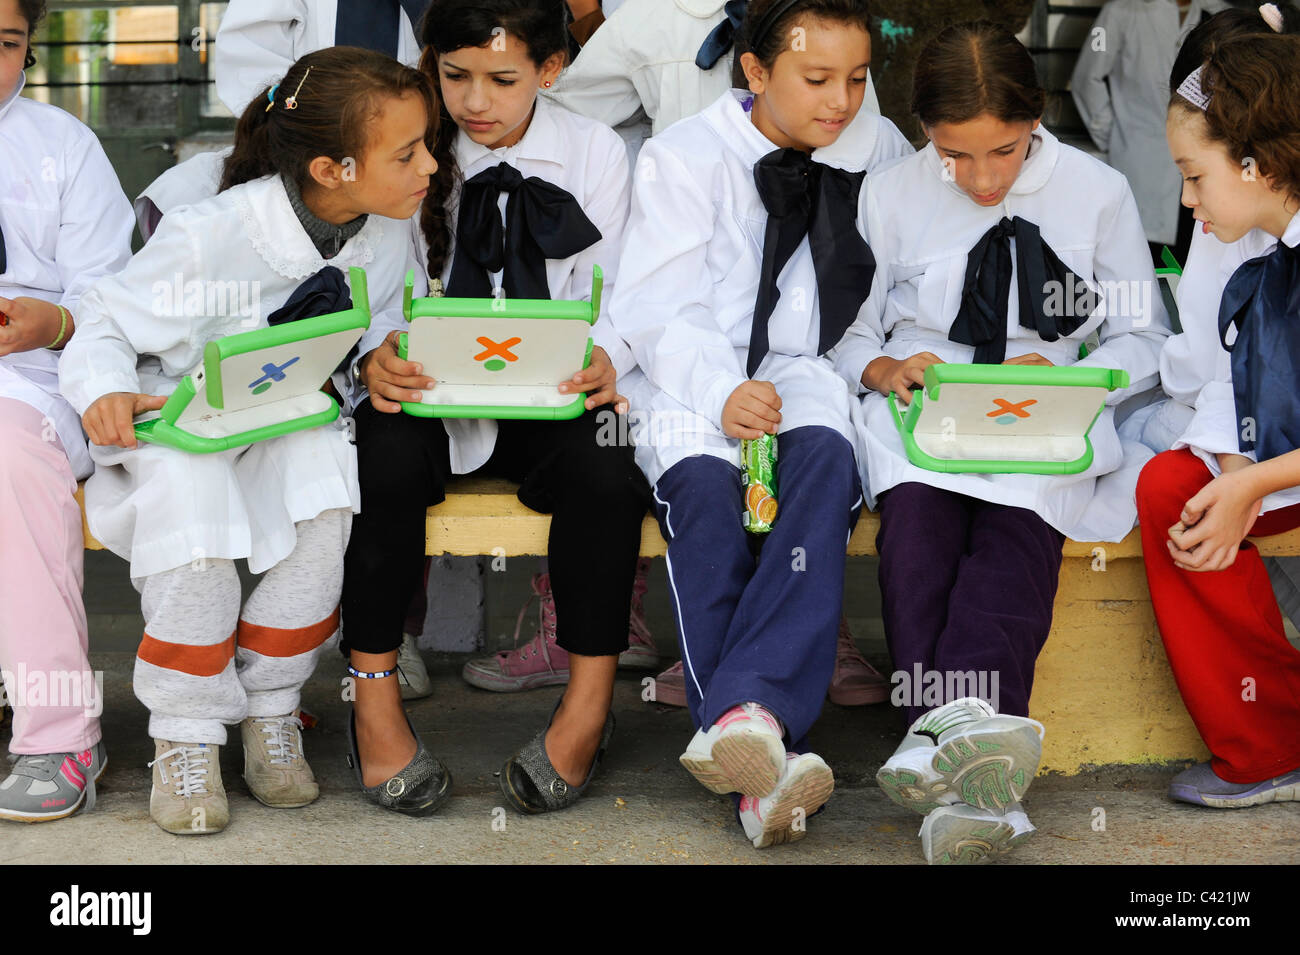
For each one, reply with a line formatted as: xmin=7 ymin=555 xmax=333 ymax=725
xmin=3 ymin=550 xmax=1298 ymax=865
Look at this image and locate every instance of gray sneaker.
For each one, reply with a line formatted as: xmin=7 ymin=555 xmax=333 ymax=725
xmin=397 ymin=633 xmax=433 ymax=700
xmin=1169 ymin=762 xmax=1300 ymax=808
xmin=148 ymin=739 xmax=228 ymax=835
xmin=0 ymin=742 xmax=107 ymax=823
xmin=241 ymin=713 xmax=318 ymax=808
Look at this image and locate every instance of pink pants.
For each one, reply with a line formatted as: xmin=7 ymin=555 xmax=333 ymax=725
xmin=0 ymin=398 xmax=101 ymax=754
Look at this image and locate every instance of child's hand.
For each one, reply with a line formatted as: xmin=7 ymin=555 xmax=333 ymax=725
xmin=722 ymin=380 xmax=782 ymax=439
xmin=1003 ymin=353 xmax=1054 ymax=367
xmin=0 ymin=296 xmax=67 ymax=356
xmin=83 ymin=392 xmax=167 ymax=449
xmin=560 ymin=346 xmax=627 ymax=414
xmin=864 ymin=353 xmax=943 ymax=405
xmin=359 ymin=331 xmax=436 ymax=414
xmin=1166 ymin=468 xmax=1264 ymax=572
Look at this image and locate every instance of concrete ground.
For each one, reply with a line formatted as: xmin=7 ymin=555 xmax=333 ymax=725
xmin=2 ymin=550 xmax=1298 ymax=865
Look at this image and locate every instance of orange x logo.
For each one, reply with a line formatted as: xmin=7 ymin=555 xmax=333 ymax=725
xmin=474 ymin=336 xmax=522 ymax=362
xmin=987 ymin=398 xmax=1037 ymax=419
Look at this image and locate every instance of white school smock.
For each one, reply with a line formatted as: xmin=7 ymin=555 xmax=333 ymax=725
xmin=609 ymin=89 xmax=913 ymax=488
xmin=59 ymin=173 xmax=413 ymax=578
xmin=1173 ymin=210 xmax=1300 ymax=516
xmin=0 ymin=73 xmax=134 ymax=481
xmin=1070 ymin=0 xmax=1229 ymax=246
xmin=544 ymin=0 xmax=879 ymax=143
xmin=830 ymin=126 xmax=1171 ymax=542
xmin=356 ymin=95 xmax=634 ymax=476
xmin=212 ymin=0 xmax=423 ymax=116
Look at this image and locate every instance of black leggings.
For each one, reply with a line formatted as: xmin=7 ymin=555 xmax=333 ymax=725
xmin=341 ymin=400 xmax=650 ymax=656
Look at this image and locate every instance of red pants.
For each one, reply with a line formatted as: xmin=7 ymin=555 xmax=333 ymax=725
xmin=1136 ymin=449 xmax=1300 ymax=782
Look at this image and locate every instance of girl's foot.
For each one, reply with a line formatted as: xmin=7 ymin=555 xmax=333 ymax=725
xmin=738 ymin=752 xmax=835 ymax=849
xmin=919 ymin=802 xmax=1036 ymax=865
xmin=1169 ymin=762 xmax=1300 ymax=808
xmin=352 ymin=706 xmax=418 ymax=787
xmin=346 ymin=710 xmax=451 ymax=816
xmin=545 ymin=697 xmax=609 ymax=787
xmin=679 ymin=702 xmax=786 ymax=797
xmin=500 ymin=706 xmax=615 ymax=814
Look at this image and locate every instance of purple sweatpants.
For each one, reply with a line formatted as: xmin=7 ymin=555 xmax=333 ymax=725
xmin=875 ymin=482 xmax=1064 ymax=725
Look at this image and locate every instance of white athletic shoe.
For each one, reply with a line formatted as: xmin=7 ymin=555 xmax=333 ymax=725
xmin=920 ymin=802 xmax=1037 ymax=865
xmin=678 ymin=702 xmax=785 ymax=797
xmin=397 ymin=632 xmax=433 ymax=700
xmin=876 ymin=697 xmax=1044 ymax=814
xmin=738 ymin=752 xmax=835 ymax=849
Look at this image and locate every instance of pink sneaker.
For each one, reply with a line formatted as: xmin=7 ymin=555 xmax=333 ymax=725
xmin=649 ymin=660 xmax=688 ymax=707
xmin=462 ymin=573 xmax=569 ymax=692
xmin=828 ymin=617 xmax=890 ymax=706
xmin=679 ymin=702 xmax=786 ymax=797
xmin=619 ymin=558 xmax=660 ymax=670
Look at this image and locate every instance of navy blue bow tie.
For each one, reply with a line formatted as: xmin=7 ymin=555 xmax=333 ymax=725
xmin=746 ymin=148 xmax=876 ymax=378
xmin=446 ymin=162 xmax=602 ymax=300
xmin=949 ymin=216 xmax=1097 ymax=364
xmin=1219 ymin=239 xmax=1300 ymax=461
xmin=695 ymin=1 xmax=748 ymax=70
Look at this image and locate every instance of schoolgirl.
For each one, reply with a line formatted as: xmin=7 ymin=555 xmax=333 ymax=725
xmin=1134 ymin=27 xmax=1300 ymax=809
xmin=59 ymin=47 xmax=436 ymax=834
xmin=833 ymin=21 xmax=1169 ymax=863
xmin=608 ymin=0 xmax=912 ymax=848
xmin=0 ymin=0 xmax=134 ymax=822
xmin=340 ymin=0 xmax=650 ymax=816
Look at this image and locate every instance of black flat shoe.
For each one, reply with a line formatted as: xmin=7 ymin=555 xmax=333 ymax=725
xmin=499 ymin=704 xmax=615 ymax=814
xmin=346 ymin=710 xmax=452 ymax=816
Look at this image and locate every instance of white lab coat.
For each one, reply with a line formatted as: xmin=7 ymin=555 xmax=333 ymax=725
xmin=609 ymin=89 xmax=913 ymax=487
xmin=1173 ymin=211 xmax=1300 ymax=516
xmin=830 ymin=126 xmax=1171 ymax=542
xmin=0 ymin=74 xmax=134 ymax=481
xmin=213 ymin=0 xmax=423 ymax=116
xmin=1071 ymin=0 xmax=1231 ymax=246
xmin=356 ymin=95 xmax=634 ymax=476
xmin=60 ymin=173 xmax=415 ymax=578
xmin=544 ymin=0 xmax=879 ymax=153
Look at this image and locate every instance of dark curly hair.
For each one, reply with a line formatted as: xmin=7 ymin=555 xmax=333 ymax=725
xmin=18 ymin=0 xmax=47 ymax=69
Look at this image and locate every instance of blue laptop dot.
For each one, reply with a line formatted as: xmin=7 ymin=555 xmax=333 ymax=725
xmin=483 ymin=359 xmax=506 ymax=372
xmin=995 ymin=414 xmax=1017 ymax=425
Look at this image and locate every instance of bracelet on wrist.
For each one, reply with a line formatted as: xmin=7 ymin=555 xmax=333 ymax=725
xmin=47 ymin=305 xmax=70 ymax=350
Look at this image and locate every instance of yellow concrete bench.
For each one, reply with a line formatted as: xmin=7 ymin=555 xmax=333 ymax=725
xmin=84 ymin=477 xmax=1300 ymax=774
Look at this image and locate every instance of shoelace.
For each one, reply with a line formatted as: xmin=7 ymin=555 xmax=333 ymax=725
xmin=255 ymin=716 xmax=304 ymax=765
xmin=836 ymin=626 xmax=870 ymax=666
xmin=10 ymin=753 xmax=98 ymax=811
xmin=507 ymin=573 xmax=558 ymax=667
xmin=149 ymin=746 xmax=211 ymax=797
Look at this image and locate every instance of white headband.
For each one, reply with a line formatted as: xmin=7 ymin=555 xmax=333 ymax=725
xmin=1177 ymin=64 xmax=1211 ymax=112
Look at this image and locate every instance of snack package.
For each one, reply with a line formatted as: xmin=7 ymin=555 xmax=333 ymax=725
xmin=741 ymin=433 xmax=778 ymax=534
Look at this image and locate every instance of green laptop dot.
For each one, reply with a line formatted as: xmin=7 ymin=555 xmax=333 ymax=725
xmin=483 ymin=359 xmax=506 ymax=372
xmin=251 ymin=382 xmax=272 ymax=395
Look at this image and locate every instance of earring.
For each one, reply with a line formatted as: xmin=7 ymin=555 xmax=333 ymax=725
xmin=543 ymin=80 xmax=553 ymax=88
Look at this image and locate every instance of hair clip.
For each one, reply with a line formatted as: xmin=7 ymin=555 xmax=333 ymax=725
xmin=1177 ymin=64 xmax=1211 ymax=112
xmin=1260 ymin=3 xmax=1284 ymax=32
xmin=284 ymin=65 xmax=312 ymax=110
xmin=265 ymin=83 xmax=279 ymax=112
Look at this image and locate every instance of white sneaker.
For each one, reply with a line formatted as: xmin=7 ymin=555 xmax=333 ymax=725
xmin=876 ymin=697 xmax=1044 ymax=814
xmin=678 ymin=702 xmax=785 ymax=797
xmin=397 ymin=632 xmax=433 ymax=700
xmin=739 ymin=752 xmax=835 ymax=849
xmin=919 ymin=802 xmax=1037 ymax=865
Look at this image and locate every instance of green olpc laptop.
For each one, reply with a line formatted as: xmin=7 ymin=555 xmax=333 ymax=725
xmin=889 ymin=362 xmax=1131 ymax=475
xmin=133 ymin=266 xmax=371 ymax=453
xmin=396 ymin=266 xmax=600 ymax=421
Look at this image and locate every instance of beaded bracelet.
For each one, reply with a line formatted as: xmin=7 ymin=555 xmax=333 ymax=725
xmin=347 ymin=664 xmax=397 ymax=680
xmin=47 ymin=305 xmax=70 ymax=349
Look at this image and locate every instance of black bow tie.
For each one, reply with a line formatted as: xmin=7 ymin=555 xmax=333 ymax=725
xmin=1219 ymin=240 xmax=1300 ymax=461
xmin=695 ymin=0 xmax=748 ymax=70
xmin=747 ymin=148 xmax=876 ymax=377
xmin=948 ymin=215 xmax=1097 ymax=364
xmin=446 ymin=162 xmax=602 ymax=300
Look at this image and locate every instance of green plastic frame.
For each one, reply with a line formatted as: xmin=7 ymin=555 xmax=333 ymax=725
xmin=397 ymin=265 xmax=602 ymax=421
xmin=134 ymin=266 xmax=371 ymax=453
xmin=888 ymin=362 xmax=1130 ymax=475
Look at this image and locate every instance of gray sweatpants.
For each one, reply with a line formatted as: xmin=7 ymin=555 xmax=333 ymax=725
xmin=132 ymin=508 xmax=350 ymax=744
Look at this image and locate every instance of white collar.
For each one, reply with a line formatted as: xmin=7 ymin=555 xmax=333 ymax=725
xmin=711 ymin=89 xmax=880 ymax=172
xmin=0 ymin=72 xmax=26 ymax=123
xmin=1281 ymin=209 xmax=1300 ymax=250
xmin=453 ymin=94 xmax=567 ymax=174
xmin=230 ymin=175 xmax=383 ymax=280
xmin=674 ymin=0 xmax=727 ymax=17
xmin=923 ymin=124 xmax=1061 ymax=204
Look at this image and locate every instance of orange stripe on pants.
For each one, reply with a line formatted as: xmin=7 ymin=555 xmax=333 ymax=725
xmin=138 ymin=631 xmax=236 ymax=677
xmin=237 ymin=606 xmax=341 ymax=658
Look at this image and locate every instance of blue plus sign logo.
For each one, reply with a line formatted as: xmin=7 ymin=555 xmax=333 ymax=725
xmin=249 ymin=356 xmax=300 ymax=395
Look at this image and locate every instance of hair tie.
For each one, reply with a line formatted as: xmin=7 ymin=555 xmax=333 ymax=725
xmin=264 ymin=83 xmax=279 ymax=112
xmin=1260 ymin=3 xmax=1285 ymax=32
xmin=1177 ymin=64 xmax=1211 ymax=112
